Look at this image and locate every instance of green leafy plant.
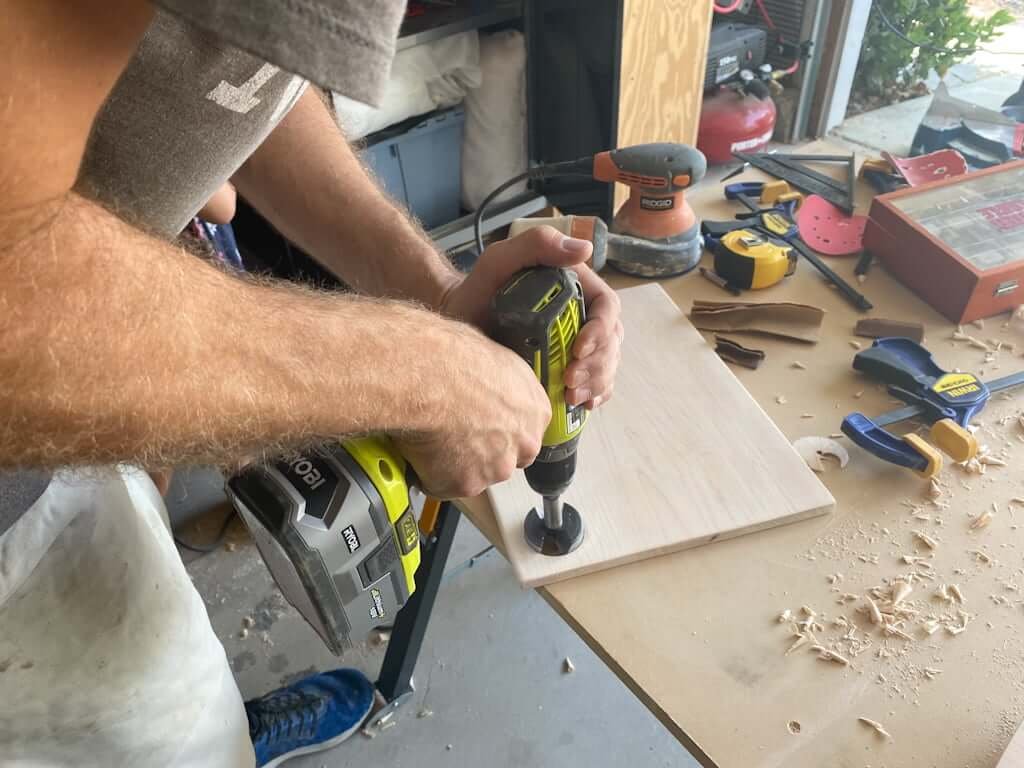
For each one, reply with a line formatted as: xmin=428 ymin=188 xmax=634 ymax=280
xmin=852 ymin=0 xmax=1013 ymax=102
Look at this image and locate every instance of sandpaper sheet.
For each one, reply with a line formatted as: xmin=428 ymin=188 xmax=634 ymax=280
xmin=690 ymin=299 xmax=825 ymax=343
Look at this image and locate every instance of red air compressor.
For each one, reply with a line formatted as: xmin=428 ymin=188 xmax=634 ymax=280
xmin=697 ymin=19 xmax=805 ymax=165
xmin=698 ymin=84 xmax=777 ymax=164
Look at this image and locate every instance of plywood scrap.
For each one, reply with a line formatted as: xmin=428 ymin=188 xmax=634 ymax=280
xmin=713 ymin=335 xmax=766 ymax=370
xmin=854 ymin=318 xmax=925 ymax=343
xmin=858 ymin=717 xmax=893 ymax=740
xmin=793 ymin=437 xmax=850 ymax=473
xmin=689 ymin=299 xmax=825 ymax=343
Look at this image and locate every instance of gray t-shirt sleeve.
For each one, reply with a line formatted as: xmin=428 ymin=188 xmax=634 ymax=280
xmin=150 ymin=0 xmax=406 ymax=105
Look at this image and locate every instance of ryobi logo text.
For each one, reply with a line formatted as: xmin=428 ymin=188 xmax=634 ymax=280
xmin=285 ymin=454 xmax=328 ymax=491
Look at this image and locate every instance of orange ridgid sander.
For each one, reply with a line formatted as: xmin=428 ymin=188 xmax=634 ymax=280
xmin=473 ymin=142 xmax=707 ymax=278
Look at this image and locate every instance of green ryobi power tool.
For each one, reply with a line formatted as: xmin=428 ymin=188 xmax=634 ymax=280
xmin=226 ymin=267 xmax=591 ymax=655
xmin=493 ymin=266 xmax=589 ymax=556
xmin=226 ymin=437 xmax=421 ymax=654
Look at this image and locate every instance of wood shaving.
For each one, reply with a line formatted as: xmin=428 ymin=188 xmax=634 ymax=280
xmin=923 ymin=667 xmax=943 ymax=679
xmin=948 ymin=584 xmax=965 ymax=604
xmin=793 ymin=437 xmax=850 ymax=472
xmin=936 ymin=584 xmax=954 ymax=603
xmin=883 ymin=624 xmax=914 ymax=641
xmin=792 ymin=361 xmax=807 ymax=370
xmin=811 ymin=645 xmax=851 ymax=665
xmin=921 ymin=620 xmax=941 ymax=636
xmin=968 ymin=549 xmax=992 ymax=563
xmin=927 ymin=478 xmax=943 ymax=500
xmin=970 ymin=510 xmax=994 ymax=530
xmin=800 ymin=605 xmax=816 ymax=618
xmin=858 ymin=717 xmax=892 ymax=740
xmin=962 ymin=457 xmax=984 ymax=474
xmin=563 ymin=657 xmax=575 ymax=674
xmin=785 ymin=634 xmax=811 ymax=655
xmin=978 ymin=454 xmax=1006 ymax=467
xmin=838 ymin=593 xmax=859 ymax=604
xmin=971 ymin=318 xmax=985 ymax=330
xmin=417 ymin=709 xmax=434 ymax=719
xmin=892 ymin=581 xmax=913 ymax=605
xmin=777 ymin=609 xmax=793 ymax=623
xmin=801 ymin=413 xmax=815 ymax=419
xmin=913 ymin=530 xmax=938 ymax=549
xmin=951 ymin=329 xmax=991 ymax=351
xmin=849 ymin=340 xmax=863 ymax=350
xmin=902 ymin=554 xmax=931 ymax=566
xmin=865 ymin=597 xmax=884 ymax=625
xmin=854 ymin=390 xmax=865 ymax=399
xmin=776 ymin=394 xmax=788 ymax=405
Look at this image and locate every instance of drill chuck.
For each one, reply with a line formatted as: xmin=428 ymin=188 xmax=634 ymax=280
xmin=524 ymin=448 xmax=577 ymax=499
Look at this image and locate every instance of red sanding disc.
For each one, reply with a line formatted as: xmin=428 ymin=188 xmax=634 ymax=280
xmin=883 ymin=149 xmax=968 ymax=187
xmin=796 ymin=195 xmax=868 ymax=256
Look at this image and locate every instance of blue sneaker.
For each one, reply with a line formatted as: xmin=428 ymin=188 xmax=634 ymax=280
xmin=245 ymin=668 xmax=375 ymax=767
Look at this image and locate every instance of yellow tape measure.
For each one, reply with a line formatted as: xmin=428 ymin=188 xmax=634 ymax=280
xmin=712 ymin=229 xmax=797 ymax=290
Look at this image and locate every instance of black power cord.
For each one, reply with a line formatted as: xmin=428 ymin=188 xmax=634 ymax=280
xmin=472 ymin=158 xmax=596 ymax=254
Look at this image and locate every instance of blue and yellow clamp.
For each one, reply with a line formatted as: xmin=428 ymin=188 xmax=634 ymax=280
xmin=841 ymin=338 xmax=1024 ymax=478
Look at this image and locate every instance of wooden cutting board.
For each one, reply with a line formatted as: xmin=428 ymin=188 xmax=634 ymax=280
xmin=486 ymin=283 xmax=835 ymax=588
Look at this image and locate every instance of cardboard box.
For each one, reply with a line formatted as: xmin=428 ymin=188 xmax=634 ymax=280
xmin=864 ymin=160 xmax=1024 ymax=323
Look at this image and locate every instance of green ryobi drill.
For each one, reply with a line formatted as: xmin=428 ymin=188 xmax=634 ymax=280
xmin=493 ymin=267 xmax=589 ymax=556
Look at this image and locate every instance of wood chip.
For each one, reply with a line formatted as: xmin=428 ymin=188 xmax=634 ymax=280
xmin=777 ymin=609 xmax=793 ymax=623
xmin=928 ymin=478 xmax=943 ymax=500
xmin=968 ymin=549 xmax=992 ymax=563
xmin=849 ymin=340 xmax=863 ymax=350
xmin=417 ymin=709 xmax=434 ymax=719
xmin=854 ymin=390 xmax=865 ymax=399
xmin=913 ymin=530 xmax=938 ymax=549
xmin=970 ymin=510 xmax=994 ymax=530
xmin=776 ymin=394 xmax=788 ymax=405
xmin=979 ymin=454 xmax=1007 ymax=467
xmin=563 ymin=657 xmax=575 ymax=674
xmin=865 ymin=596 xmax=884 ymax=625
xmin=714 ymin=335 xmax=767 ymax=370
xmin=792 ymin=361 xmax=808 ymax=370
xmin=948 ymin=584 xmax=965 ymax=604
xmin=952 ymin=329 xmax=991 ymax=351
xmin=858 ymin=717 xmax=892 ymax=740
xmin=854 ymin=318 xmax=925 ymax=343
xmin=811 ymin=645 xmax=850 ymax=665
xmin=785 ymin=634 xmax=811 ymax=655
xmin=923 ymin=667 xmax=943 ymax=679
xmin=892 ymin=581 xmax=913 ymax=605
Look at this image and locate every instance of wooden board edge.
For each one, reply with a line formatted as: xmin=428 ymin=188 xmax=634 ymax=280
xmin=515 ymin=497 xmax=835 ymax=589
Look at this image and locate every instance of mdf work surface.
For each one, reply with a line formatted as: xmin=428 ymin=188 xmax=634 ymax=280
xmin=460 ymin=143 xmax=1024 ymax=767
xmin=488 ymin=283 xmax=834 ymax=589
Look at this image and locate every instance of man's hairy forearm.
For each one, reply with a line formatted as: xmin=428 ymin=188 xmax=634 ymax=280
xmin=234 ymin=89 xmax=460 ymax=308
xmin=0 ymin=194 xmax=467 ymax=469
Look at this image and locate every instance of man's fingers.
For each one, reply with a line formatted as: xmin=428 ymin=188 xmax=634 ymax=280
xmin=480 ymin=225 xmax=593 ymax=280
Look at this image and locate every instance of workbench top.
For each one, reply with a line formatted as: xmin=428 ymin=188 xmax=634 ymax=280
xmin=459 ymin=143 xmax=1024 ymax=767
